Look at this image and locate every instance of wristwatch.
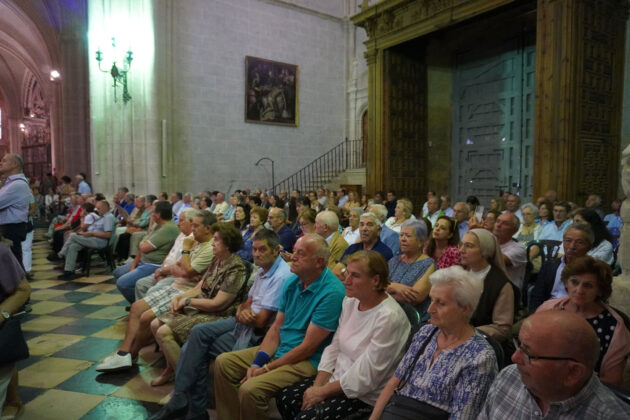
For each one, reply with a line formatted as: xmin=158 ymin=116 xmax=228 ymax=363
xmin=1 ymin=310 xmax=10 ymax=320
xmin=181 ymin=250 xmax=191 ymax=255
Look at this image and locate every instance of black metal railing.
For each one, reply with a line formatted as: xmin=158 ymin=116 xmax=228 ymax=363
xmin=272 ymin=138 xmax=364 ymax=194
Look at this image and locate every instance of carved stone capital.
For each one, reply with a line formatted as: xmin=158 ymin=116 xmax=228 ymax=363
xmin=364 ymin=49 xmax=378 ymax=65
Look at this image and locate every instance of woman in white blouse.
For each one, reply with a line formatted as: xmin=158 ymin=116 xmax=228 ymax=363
xmin=342 ymin=207 xmax=363 ymax=245
xmin=276 ymin=250 xmax=411 ymax=419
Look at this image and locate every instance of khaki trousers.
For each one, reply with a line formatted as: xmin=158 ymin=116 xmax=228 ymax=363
xmin=214 ymin=346 xmax=316 ymax=420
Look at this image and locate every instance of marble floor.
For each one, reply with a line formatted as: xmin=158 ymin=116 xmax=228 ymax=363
xmin=15 ymin=229 xmax=173 ymax=420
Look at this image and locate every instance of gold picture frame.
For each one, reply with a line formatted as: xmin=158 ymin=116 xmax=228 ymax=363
xmin=245 ymin=56 xmax=298 ymax=126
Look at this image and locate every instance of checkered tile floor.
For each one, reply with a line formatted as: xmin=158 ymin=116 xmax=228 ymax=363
xmin=16 ymin=229 xmax=169 ymax=419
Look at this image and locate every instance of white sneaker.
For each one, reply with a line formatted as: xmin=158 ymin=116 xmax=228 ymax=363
xmin=95 ymin=352 xmax=133 ymax=372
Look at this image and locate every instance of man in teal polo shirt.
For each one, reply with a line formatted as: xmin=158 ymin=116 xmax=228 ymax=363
xmin=214 ymin=234 xmax=345 ymax=420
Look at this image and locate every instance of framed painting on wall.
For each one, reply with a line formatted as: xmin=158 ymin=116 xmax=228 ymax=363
xmin=245 ymin=56 xmax=298 ymax=126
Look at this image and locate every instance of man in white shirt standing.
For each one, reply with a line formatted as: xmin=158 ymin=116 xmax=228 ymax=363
xmin=494 ymin=213 xmax=527 ymax=291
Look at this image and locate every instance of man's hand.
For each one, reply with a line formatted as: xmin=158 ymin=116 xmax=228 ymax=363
xmin=240 ymin=366 xmax=266 ymax=384
xmin=182 ymin=236 xmax=195 ymax=250
xmin=236 ymin=308 xmax=257 ymax=324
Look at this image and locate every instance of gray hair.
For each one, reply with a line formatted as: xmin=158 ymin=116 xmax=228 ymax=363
xmin=565 ymin=223 xmax=595 ymax=246
xmin=401 ymin=219 xmax=428 ymax=241
xmin=454 ymin=202 xmax=470 ymax=214
xmin=360 ymin=212 xmax=382 ymax=227
xmin=316 ymin=210 xmax=339 ymax=231
xmin=521 ymin=203 xmax=538 ymax=216
xmin=502 ymin=212 xmax=520 ymax=232
xmin=429 ymin=265 xmax=483 ymax=319
xmin=180 ymin=208 xmax=197 ymax=222
xmin=272 ymin=207 xmax=287 ymax=221
xmin=196 ymin=209 xmax=217 ymax=227
xmin=8 ymin=153 xmax=23 ymax=171
xmin=367 ymin=204 xmax=387 ymax=222
xmin=350 ymin=207 xmax=364 ymax=218
xmin=184 ymin=192 xmax=193 ymax=199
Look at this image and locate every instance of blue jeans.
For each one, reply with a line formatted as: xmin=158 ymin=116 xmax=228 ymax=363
xmin=114 ymin=262 xmax=160 ymax=303
xmin=174 ymin=318 xmax=239 ymax=415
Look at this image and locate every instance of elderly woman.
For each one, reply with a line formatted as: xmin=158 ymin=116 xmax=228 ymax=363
xmin=236 ymin=206 xmax=268 ymax=263
xmin=0 ymin=242 xmax=31 ymax=417
xmin=385 ymin=198 xmax=414 ymax=233
xmin=514 ymin=203 xmax=542 ymax=245
xmin=459 ymin=229 xmax=514 ymax=342
xmin=342 ymin=207 xmax=362 ymax=245
xmin=370 ymin=266 xmax=498 ymax=420
xmin=277 ymin=251 xmax=410 ymax=419
xmin=425 ymin=216 xmax=461 ymax=269
xmin=150 ymin=223 xmax=249 ymax=386
xmin=536 ymin=256 xmax=630 ymax=386
xmin=387 ymin=220 xmax=436 ymax=321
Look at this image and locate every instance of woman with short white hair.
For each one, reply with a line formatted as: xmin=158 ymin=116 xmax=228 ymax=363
xmin=514 ymin=203 xmax=542 ymax=245
xmin=371 ymin=265 xmax=498 ymax=420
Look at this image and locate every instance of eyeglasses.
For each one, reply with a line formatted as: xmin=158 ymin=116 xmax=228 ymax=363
xmin=512 ymin=338 xmax=582 ymax=365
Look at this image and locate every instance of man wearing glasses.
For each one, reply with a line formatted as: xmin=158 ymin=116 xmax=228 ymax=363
xmin=479 ymin=311 xmax=630 ymax=418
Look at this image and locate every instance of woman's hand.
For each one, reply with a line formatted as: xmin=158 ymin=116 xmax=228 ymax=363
xmin=169 ymin=296 xmax=186 ymax=314
xmin=388 ymin=283 xmax=419 ymax=303
xmin=301 ymin=386 xmax=326 ymax=410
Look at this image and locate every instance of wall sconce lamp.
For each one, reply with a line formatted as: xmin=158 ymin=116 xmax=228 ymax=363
xmin=95 ymin=37 xmax=133 ymax=103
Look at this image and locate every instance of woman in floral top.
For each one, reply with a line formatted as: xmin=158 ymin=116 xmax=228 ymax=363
xmin=371 ymin=266 xmax=498 ymax=420
xmin=425 ymin=216 xmax=461 ymax=269
xmin=150 ymin=223 xmax=250 ymax=386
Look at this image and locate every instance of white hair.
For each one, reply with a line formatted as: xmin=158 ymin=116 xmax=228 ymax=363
xmin=316 ymin=210 xmax=339 ymax=231
xmin=429 ymin=265 xmax=483 ymax=319
xmin=360 ymin=212 xmax=382 ymax=227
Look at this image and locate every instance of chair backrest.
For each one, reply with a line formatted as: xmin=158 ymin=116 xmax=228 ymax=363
xmin=536 ymin=240 xmax=562 ymax=264
xmin=477 ymin=329 xmax=506 ymax=370
xmin=398 ymin=301 xmax=423 ymax=350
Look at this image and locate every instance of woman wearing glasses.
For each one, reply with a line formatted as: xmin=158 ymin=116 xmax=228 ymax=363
xmin=536 ymin=256 xmax=630 ymax=386
xmin=370 ymin=266 xmax=498 ymax=420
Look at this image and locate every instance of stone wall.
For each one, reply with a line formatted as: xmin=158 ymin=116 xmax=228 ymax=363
xmin=158 ymin=0 xmax=348 ymax=195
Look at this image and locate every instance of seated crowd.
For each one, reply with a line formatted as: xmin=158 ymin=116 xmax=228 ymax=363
xmin=30 ymin=185 xmax=630 ymax=419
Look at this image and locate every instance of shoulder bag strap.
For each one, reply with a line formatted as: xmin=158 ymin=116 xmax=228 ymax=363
xmin=397 ymin=325 xmax=438 ymax=390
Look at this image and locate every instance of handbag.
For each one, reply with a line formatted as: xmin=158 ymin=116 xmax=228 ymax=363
xmin=381 ymin=326 xmax=450 ymax=420
xmin=0 ymin=317 xmax=30 ymax=363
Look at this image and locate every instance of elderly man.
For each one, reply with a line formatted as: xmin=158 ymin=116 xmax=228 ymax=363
xmin=425 ymin=195 xmax=445 ymax=227
xmin=503 ymin=194 xmax=523 ymax=222
xmin=440 ymin=194 xmax=454 ymax=217
xmin=75 ymin=173 xmax=91 ymax=194
xmin=267 ymin=207 xmax=296 ymax=252
xmin=113 ymin=201 xmax=181 ymax=303
xmin=57 ymin=200 xmax=116 ymax=280
xmin=494 ymin=213 xmax=527 ymax=291
xmin=367 ymin=204 xmax=400 ymax=255
xmin=174 ymin=192 xmax=193 ymax=222
xmin=214 ymin=234 xmax=345 ymax=420
xmin=171 ymin=192 xmax=184 ymax=216
xmin=0 ymin=153 xmax=31 ymax=265
xmin=314 ymin=210 xmax=348 ymax=269
xmin=333 ymin=212 xmax=393 ymax=279
xmin=529 ymin=224 xmax=594 ymax=312
xmin=453 ymin=202 xmax=470 ymax=239
xmin=48 ymin=193 xmax=84 ymax=258
xmin=479 ymin=311 xmax=630 ymax=419
xmin=148 ymin=229 xmax=293 ymax=420
xmin=585 ymin=194 xmax=604 ymax=218
xmin=134 ymin=208 xmax=196 ymax=300
xmin=421 ymin=190 xmax=436 ymax=217
xmin=212 ymin=192 xmax=229 ymax=216
xmin=539 ymin=201 xmax=572 ymax=241
xmin=96 ymin=210 xmax=216 ymax=372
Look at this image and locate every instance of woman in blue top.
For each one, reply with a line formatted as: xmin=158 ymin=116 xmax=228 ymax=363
xmin=371 ymin=265 xmax=498 ymax=420
xmin=236 ymin=206 xmax=268 ymax=262
xmin=387 ymin=219 xmax=436 ymax=321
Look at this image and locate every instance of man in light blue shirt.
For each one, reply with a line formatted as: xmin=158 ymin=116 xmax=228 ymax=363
xmin=368 ymin=203 xmax=400 ymax=255
xmin=58 ymin=200 xmax=116 ymax=279
xmin=0 ymin=153 xmax=31 ymax=265
xmin=539 ymin=201 xmax=572 ymax=241
xmin=149 ymin=229 xmax=293 ymax=420
xmin=75 ymin=173 xmax=92 ymax=194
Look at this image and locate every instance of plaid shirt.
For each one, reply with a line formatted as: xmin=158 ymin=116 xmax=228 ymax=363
xmin=478 ymin=365 xmax=630 ymax=419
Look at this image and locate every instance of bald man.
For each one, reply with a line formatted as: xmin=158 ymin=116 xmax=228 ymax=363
xmin=479 ymin=311 xmax=630 ymax=418
xmin=0 ymin=153 xmax=32 ymax=266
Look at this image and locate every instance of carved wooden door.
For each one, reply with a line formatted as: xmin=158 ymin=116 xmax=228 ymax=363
xmin=452 ymin=36 xmax=535 ymax=205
